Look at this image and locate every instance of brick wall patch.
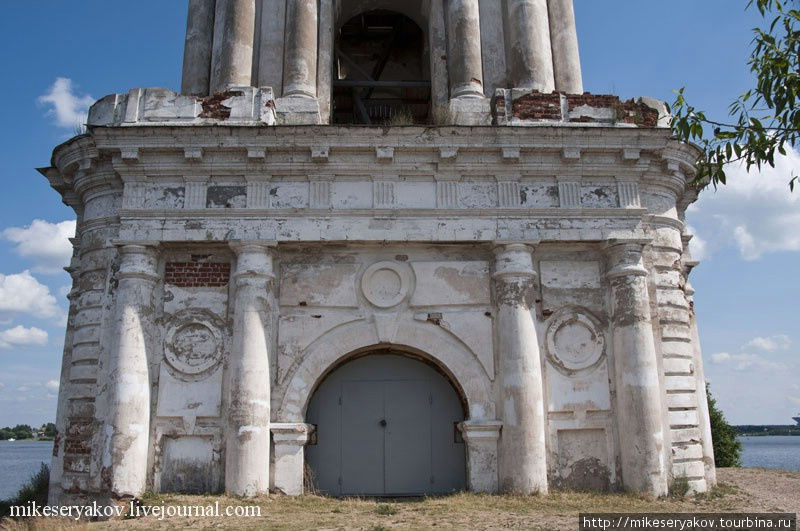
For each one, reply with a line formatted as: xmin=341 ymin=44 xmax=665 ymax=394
xmin=165 ymin=261 xmax=231 ymax=287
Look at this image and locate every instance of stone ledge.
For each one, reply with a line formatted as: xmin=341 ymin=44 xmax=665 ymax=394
xmin=494 ymin=89 xmax=669 ymax=128
xmin=88 ymin=87 xmax=279 ymax=127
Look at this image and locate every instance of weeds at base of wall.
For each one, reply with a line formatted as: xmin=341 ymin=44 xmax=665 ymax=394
xmin=668 ymin=474 xmax=690 ymax=498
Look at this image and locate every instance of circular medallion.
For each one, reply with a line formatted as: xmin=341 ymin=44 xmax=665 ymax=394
xmin=361 ymin=261 xmax=412 ymax=308
xmin=164 ymin=311 xmax=224 ymax=375
xmin=546 ymin=310 xmax=605 ymax=373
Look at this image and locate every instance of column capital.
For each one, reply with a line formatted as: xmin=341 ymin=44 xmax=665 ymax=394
xmin=271 ymin=423 xmax=315 ymax=446
xmin=604 ymin=238 xmax=651 ymax=280
xmin=229 ymin=240 xmax=277 ymax=255
xmin=492 ymin=242 xmax=539 ymax=282
xmin=114 ymin=242 xmax=160 ymax=282
xmin=230 ymin=241 xmax=277 ymax=281
xmin=458 ymin=420 xmax=503 ymax=442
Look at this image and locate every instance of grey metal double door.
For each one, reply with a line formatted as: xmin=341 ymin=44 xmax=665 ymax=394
xmin=306 ymin=353 xmax=466 ymax=496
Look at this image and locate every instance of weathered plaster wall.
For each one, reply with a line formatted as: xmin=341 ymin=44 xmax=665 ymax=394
xmin=42 ymin=118 xmax=710 ymax=503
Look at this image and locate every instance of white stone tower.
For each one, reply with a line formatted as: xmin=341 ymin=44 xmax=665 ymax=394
xmin=42 ymin=0 xmax=715 ymax=504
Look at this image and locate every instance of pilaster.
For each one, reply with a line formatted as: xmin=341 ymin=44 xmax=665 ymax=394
xmin=225 ymin=242 xmax=276 ymax=496
xmin=605 ymin=239 xmax=668 ymax=496
xmin=459 ymin=420 xmax=502 ymax=493
xmin=107 ymin=244 xmax=160 ymax=498
xmin=493 ymin=243 xmax=548 ymax=493
xmin=271 ymin=423 xmax=315 ymax=495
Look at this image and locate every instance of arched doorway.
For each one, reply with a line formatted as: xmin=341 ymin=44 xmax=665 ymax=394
xmin=333 ymin=10 xmax=431 ymax=124
xmin=305 ymin=350 xmax=466 ymax=496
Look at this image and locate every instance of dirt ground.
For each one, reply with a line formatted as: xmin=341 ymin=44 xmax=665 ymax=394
xmin=2 ymin=468 xmax=798 ymax=531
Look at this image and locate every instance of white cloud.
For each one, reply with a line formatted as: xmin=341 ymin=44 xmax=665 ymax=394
xmin=687 ymin=145 xmax=800 ymax=260
xmin=2 ymin=219 xmax=76 ymax=274
xmin=712 ymin=351 xmax=785 ymax=371
xmin=711 ymin=352 xmax=731 ymax=363
xmin=45 ymin=380 xmax=59 ymax=392
xmin=0 ymin=326 xmax=48 ymax=349
xmin=728 ymin=352 xmax=787 ymax=372
xmin=744 ymin=334 xmax=791 ymax=352
xmin=38 ymin=77 xmax=94 ymax=130
xmin=0 ymin=270 xmax=61 ymax=320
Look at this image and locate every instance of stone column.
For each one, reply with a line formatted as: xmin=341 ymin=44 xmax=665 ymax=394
xmin=547 ymin=0 xmax=583 ymax=94
xmin=493 ymin=243 xmax=548 ymax=494
xmin=505 ymin=0 xmax=555 ymax=92
xmin=108 ymin=245 xmax=159 ymax=498
xmin=283 ymin=0 xmax=318 ymax=98
xmin=446 ymin=0 xmax=484 ymax=98
xmin=182 ymin=0 xmax=217 ymax=96
xmin=271 ymin=423 xmax=314 ymax=495
xmin=210 ymin=0 xmax=256 ymax=94
xmin=605 ymin=240 xmax=668 ymax=496
xmin=225 ymin=243 xmax=275 ymax=497
xmin=459 ymin=420 xmax=502 ymax=493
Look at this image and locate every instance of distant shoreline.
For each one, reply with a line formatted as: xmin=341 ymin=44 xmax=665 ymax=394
xmin=0 ymin=438 xmax=53 ymax=442
xmin=735 ymin=425 xmax=800 ymax=436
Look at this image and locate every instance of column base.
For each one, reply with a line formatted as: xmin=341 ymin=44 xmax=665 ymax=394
xmin=275 ymin=96 xmax=321 ymax=125
xmin=459 ymin=420 xmax=502 ymax=493
xmin=271 ymin=423 xmax=315 ymax=496
xmin=448 ymin=96 xmax=492 ymax=126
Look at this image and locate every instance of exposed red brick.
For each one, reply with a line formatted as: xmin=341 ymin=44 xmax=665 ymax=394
xmin=165 ymin=260 xmax=231 ymax=287
xmin=512 ymin=92 xmax=562 ymax=121
xmin=198 ymin=91 xmax=243 ymax=119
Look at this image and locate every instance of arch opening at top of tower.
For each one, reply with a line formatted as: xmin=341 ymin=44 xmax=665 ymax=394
xmin=333 ymin=10 xmax=431 ymax=125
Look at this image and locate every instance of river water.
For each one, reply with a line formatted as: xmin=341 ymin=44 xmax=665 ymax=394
xmin=0 ymin=440 xmax=53 ymax=500
xmin=1 ymin=437 xmax=798 ymax=500
xmin=738 ymin=435 xmax=800 ymax=471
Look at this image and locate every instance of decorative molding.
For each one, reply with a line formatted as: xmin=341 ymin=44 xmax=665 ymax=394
xmin=373 ymin=180 xmax=395 ymax=208
xmin=545 ymin=309 xmax=605 ymax=375
xmin=439 ymin=147 xmax=459 ymax=161
xmin=376 ymin=146 xmax=395 ymax=162
xmin=557 ymin=178 xmax=581 ymax=208
xmin=184 ymin=178 xmax=208 ymax=209
xmin=122 ymin=181 xmax=146 ymax=209
xmin=436 ymin=180 xmax=459 ymax=208
xmin=622 ymin=148 xmax=641 ymax=161
xmin=502 ymin=147 xmax=521 ymax=161
xmin=311 ymin=147 xmax=329 ymax=162
xmin=617 ymin=180 xmax=641 ymax=208
xmin=361 ymin=261 xmax=413 ymax=308
xmin=497 ymin=180 xmax=521 ymax=208
xmin=245 ymin=177 xmax=271 ymax=209
xmin=120 ymin=148 xmax=140 ymax=162
xmin=309 ymin=178 xmax=332 ymax=209
xmin=246 ymin=147 xmax=267 ymax=160
xmin=184 ymin=147 xmax=203 ymax=161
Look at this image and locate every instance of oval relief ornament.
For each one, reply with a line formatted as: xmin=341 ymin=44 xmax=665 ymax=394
xmin=546 ymin=310 xmax=605 ymax=374
xmin=164 ymin=311 xmax=224 ymax=376
xmin=361 ymin=261 xmax=412 ymax=308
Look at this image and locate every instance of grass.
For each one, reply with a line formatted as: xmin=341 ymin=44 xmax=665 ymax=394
xmin=1 ymin=469 xmax=793 ymax=530
xmin=72 ymin=486 xmax=746 ymax=530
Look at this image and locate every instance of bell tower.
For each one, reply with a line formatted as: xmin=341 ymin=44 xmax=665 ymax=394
xmin=42 ymin=0 xmax=716 ymax=505
xmin=180 ymin=0 xmax=582 ymax=125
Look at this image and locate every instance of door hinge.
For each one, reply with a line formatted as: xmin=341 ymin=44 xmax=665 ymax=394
xmin=430 ymin=475 xmax=435 ymax=484
xmin=429 ymin=393 xmax=433 ymax=405
xmin=338 ymin=476 xmax=342 ymax=485
xmin=338 ymin=396 xmax=342 ymax=406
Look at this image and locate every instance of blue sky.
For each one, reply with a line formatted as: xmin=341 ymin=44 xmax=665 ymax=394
xmin=0 ymin=1 xmax=797 ymax=426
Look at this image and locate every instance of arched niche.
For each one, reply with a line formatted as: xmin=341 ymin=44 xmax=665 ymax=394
xmin=332 ymin=6 xmax=432 ymax=124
